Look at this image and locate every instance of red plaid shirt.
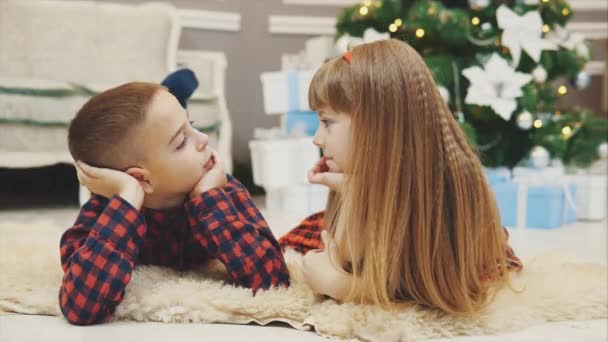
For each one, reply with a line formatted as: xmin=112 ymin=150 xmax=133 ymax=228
xmin=279 ymin=211 xmax=523 ymax=271
xmin=59 ymin=175 xmax=289 ymax=325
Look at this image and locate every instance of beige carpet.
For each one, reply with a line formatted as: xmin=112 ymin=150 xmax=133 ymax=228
xmin=0 ymin=220 xmax=606 ymax=342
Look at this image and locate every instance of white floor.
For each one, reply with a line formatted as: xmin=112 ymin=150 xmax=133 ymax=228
xmin=0 ymin=206 xmax=606 ymax=342
xmin=1 ymin=314 xmax=605 ymax=342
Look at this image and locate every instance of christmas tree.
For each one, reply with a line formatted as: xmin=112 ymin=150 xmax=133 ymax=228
xmin=335 ymin=0 xmax=607 ymax=168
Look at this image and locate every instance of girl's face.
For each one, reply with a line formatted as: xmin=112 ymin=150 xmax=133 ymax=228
xmin=312 ymin=107 xmax=352 ymax=172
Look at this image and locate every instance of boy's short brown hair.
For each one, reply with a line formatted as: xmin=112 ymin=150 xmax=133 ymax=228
xmin=68 ymin=82 xmax=165 ymax=170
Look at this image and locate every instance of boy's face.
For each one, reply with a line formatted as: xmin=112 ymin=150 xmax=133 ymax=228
xmin=136 ymin=89 xmax=212 ymax=197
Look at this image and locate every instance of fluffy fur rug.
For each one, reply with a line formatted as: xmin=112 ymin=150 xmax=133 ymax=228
xmin=0 ymin=220 xmax=606 ymax=341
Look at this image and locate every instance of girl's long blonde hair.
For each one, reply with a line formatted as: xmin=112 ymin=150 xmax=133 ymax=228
xmin=309 ymin=39 xmax=509 ymax=314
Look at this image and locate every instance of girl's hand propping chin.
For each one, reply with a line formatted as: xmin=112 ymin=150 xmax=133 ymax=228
xmin=307 ymin=157 xmax=346 ymax=192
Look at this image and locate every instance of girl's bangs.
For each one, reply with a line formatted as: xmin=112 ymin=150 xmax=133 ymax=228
xmin=308 ymin=58 xmax=353 ymax=114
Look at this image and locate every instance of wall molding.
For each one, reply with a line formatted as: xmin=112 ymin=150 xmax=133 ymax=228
xmin=178 ymin=9 xmax=241 ymax=32
xmin=569 ymin=0 xmax=608 ymax=11
xmin=283 ymin=0 xmax=359 ymax=5
xmin=268 ymin=14 xmax=606 ymax=41
xmin=567 ymin=22 xmax=608 ymax=40
xmin=269 ymin=15 xmax=336 ymax=35
xmin=584 ymin=61 xmax=606 ymax=76
xmin=283 ymin=0 xmax=607 ymax=10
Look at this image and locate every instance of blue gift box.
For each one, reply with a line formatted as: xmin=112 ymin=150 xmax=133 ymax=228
xmin=286 ymin=111 xmax=319 ymax=136
xmin=525 ymin=184 xmax=577 ymax=229
xmin=489 ymin=179 xmax=577 ymax=229
xmin=490 ymin=181 xmax=518 ymax=227
xmin=484 ymin=167 xmax=511 ymax=185
xmin=287 ymin=71 xmax=303 ymax=111
xmin=484 ymin=168 xmax=576 ymax=229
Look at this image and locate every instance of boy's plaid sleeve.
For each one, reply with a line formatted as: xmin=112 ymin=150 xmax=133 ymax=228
xmin=185 ymin=175 xmax=290 ymax=291
xmin=278 ymin=211 xmax=326 ymax=254
xmin=59 ymin=195 xmax=147 ymax=325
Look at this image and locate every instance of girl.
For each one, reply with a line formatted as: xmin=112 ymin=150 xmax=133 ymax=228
xmin=279 ymin=39 xmax=522 ymax=314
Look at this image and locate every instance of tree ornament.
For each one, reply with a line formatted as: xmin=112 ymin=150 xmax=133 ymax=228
xmin=532 ymin=65 xmax=547 ymax=83
xmin=576 ymin=42 xmax=591 ymax=59
xmin=438 ymin=85 xmax=450 ymax=103
xmin=468 ymin=0 xmax=490 ymax=10
xmin=598 ymin=142 xmax=608 ymax=159
xmin=574 ymin=72 xmax=591 ymax=90
xmin=530 ymin=145 xmax=550 ymax=168
xmin=546 ymin=25 xmax=585 ymax=50
xmin=462 ymin=54 xmax=532 ymax=120
xmin=496 ymin=5 xmax=557 ymax=67
xmin=456 ymin=111 xmax=465 ymax=123
xmin=516 ymin=110 xmax=534 ymax=129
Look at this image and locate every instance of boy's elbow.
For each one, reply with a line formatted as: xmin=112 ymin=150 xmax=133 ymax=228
xmin=60 ymin=308 xmax=91 ymax=326
xmin=62 ymin=314 xmax=95 ymax=326
xmin=250 ymin=260 xmax=290 ymax=291
xmin=60 ymin=307 xmax=106 ymax=326
xmin=59 ymin=292 xmax=107 ymax=326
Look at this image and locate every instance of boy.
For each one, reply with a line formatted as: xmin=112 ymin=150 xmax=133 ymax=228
xmin=60 ymin=82 xmax=290 ymax=325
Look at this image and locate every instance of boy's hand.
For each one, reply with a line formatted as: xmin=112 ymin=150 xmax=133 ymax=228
xmin=189 ymin=151 xmax=227 ymax=199
xmin=76 ymin=161 xmax=144 ymax=210
xmin=302 ymin=230 xmax=352 ymax=300
xmin=308 ymin=157 xmax=346 ymax=192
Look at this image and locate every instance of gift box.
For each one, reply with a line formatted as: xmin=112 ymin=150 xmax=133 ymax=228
xmin=305 ymin=36 xmax=336 ymax=69
xmin=511 ymin=167 xmax=577 ymax=229
xmin=286 ymin=111 xmax=319 ymax=136
xmin=484 ymin=167 xmax=511 ymax=185
xmin=249 ymin=136 xmax=320 ymax=189
xmin=567 ymin=173 xmax=607 ymax=221
xmin=522 ymin=183 xmax=577 ymax=228
xmin=265 ymin=184 xmax=329 ymax=220
xmin=487 ymin=167 xmax=577 ymax=229
xmin=484 ymin=167 xmax=517 ymax=227
xmin=490 ymin=181 xmax=519 ymax=227
xmin=260 ymin=70 xmax=315 ymax=115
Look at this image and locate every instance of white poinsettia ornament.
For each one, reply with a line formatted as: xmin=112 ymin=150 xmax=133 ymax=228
xmin=335 ymin=28 xmax=390 ymax=53
xmin=545 ymin=25 xmax=585 ymax=50
xmin=462 ymin=53 xmax=533 ymax=121
xmin=496 ymin=5 xmax=557 ymax=66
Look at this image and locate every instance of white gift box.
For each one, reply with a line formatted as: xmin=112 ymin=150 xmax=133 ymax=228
xmin=249 ymin=136 xmax=320 ymax=189
xmin=260 ymin=70 xmax=315 ymax=115
xmin=567 ymin=174 xmax=607 ymax=221
xmin=265 ymin=184 xmax=329 ymax=220
xmin=305 ymin=36 xmax=336 ymax=69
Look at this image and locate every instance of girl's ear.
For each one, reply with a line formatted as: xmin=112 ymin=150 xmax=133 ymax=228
xmin=125 ymin=167 xmax=153 ymax=193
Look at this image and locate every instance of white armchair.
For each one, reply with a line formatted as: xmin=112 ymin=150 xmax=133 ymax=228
xmin=0 ymin=0 xmax=232 ymax=202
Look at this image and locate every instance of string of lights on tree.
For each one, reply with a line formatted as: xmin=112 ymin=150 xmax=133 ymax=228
xmin=334 ymin=0 xmax=607 ymax=168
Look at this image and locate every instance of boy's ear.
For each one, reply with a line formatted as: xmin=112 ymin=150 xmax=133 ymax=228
xmin=125 ymin=167 xmax=153 ymax=193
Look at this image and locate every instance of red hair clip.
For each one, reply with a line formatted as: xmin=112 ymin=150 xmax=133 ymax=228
xmin=343 ymin=51 xmax=352 ymax=64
